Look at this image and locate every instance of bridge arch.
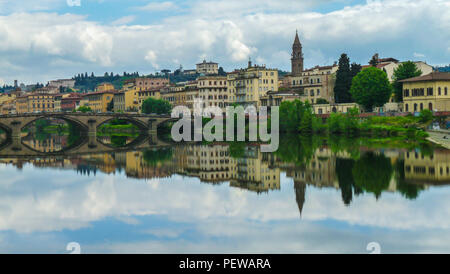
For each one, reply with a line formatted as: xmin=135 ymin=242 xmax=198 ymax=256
xmin=20 ymin=115 xmax=89 ymax=135
xmin=96 ymin=116 xmax=150 ymax=132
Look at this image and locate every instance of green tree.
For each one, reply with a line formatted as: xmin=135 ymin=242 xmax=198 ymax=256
xmin=350 ymin=63 xmax=362 ymax=78
xmin=143 ymin=148 xmax=173 ymax=166
xmin=392 ymin=61 xmax=422 ymax=102
xmin=369 ymin=54 xmax=379 ymax=67
xmin=395 ymin=160 xmax=424 ymax=200
xmin=350 ymin=67 xmax=392 ymax=112
xmin=334 ymin=54 xmax=352 ymax=103
xmin=315 ymin=98 xmax=329 ymax=105
xmin=107 ymin=100 xmax=114 ymax=112
xmin=142 ymin=98 xmax=172 ymax=115
xmin=353 ymin=152 xmax=393 ymax=199
xmin=419 ymin=109 xmax=433 ymax=123
xmin=77 ymin=106 xmax=92 ymax=113
xmin=336 ymin=158 xmax=356 ymax=206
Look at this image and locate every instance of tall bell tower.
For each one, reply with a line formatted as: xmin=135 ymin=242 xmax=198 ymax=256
xmin=291 ymin=30 xmax=304 ymax=76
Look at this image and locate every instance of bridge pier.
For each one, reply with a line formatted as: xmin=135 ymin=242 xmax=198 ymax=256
xmin=11 ymin=136 xmax=22 ymax=151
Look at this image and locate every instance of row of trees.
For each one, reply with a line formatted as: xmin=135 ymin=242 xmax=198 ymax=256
xmin=333 ymin=53 xmax=423 ymax=111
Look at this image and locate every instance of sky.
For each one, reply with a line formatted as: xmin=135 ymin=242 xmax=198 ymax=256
xmin=1 ymin=163 xmax=450 ymax=254
xmin=0 ymin=0 xmax=449 ymax=85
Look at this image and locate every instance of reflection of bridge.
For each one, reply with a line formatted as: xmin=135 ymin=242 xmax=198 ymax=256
xmin=0 ymin=113 xmax=177 ymax=157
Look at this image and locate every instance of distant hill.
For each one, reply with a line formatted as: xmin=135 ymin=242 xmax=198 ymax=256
xmin=72 ymin=72 xmax=168 ymax=92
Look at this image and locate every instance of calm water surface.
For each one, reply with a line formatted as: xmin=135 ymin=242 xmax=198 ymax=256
xmin=0 ymin=130 xmax=449 ymax=254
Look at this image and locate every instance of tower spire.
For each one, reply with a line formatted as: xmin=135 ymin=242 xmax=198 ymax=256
xmin=291 ymin=30 xmax=304 ymax=76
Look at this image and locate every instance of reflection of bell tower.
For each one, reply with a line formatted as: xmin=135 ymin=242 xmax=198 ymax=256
xmin=294 ymin=182 xmax=306 ymax=217
xmin=291 ymin=30 xmax=304 ymax=76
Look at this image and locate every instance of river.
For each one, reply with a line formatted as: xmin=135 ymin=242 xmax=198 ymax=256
xmin=0 ymin=130 xmax=449 ymax=254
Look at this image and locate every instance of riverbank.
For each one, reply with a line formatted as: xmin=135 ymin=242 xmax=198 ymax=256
xmin=426 ymin=130 xmax=450 ymax=150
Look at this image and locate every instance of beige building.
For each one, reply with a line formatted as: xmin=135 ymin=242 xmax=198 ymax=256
xmin=161 ymin=81 xmax=199 ymax=113
xmin=313 ymin=103 xmax=360 ymax=115
xmin=227 ymin=61 xmax=279 ymax=108
xmin=197 ymin=76 xmax=229 ymax=111
xmin=363 ymin=56 xmax=433 ymax=83
xmin=196 ymin=60 xmax=219 ymax=75
xmin=287 ymin=65 xmax=338 ymax=105
xmin=401 ymin=72 xmax=450 ymax=113
xmin=48 ymin=79 xmax=76 ymax=89
xmin=113 ymin=92 xmax=126 ymax=112
xmin=260 ymin=90 xmax=301 ymax=107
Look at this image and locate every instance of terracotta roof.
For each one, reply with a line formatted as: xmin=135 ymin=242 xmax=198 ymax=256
xmin=399 ymin=72 xmax=450 ymax=83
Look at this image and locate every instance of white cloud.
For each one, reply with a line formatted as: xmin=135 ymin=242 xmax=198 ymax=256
xmin=414 ymin=52 xmax=426 ymax=58
xmin=0 ymin=165 xmax=450 ymax=253
xmin=145 ymin=50 xmax=159 ymax=69
xmin=66 ymin=0 xmax=81 ymax=7
xmin=111 ymin=15 xmax=136 ymax=26
xmin=136 ymin=1 xmax=178 ymax=12
xmin=0 ymin=0 xmax=449 ymax=84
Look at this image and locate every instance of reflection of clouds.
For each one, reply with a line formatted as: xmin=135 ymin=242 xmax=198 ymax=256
xmin=84 ymin=220 xmax=450 ymax=254
xmin=0 ymin=165 xmax=449 ymax=253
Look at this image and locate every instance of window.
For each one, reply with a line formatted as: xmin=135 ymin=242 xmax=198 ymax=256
xmin=438 ymin=87 xmax=441 ymax=95
xmin=429 ymin=103 xmax=433 ymax=110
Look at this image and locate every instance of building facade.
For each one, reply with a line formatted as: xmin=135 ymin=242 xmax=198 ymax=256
xmin=15 ymin=93 xmax=60 ymax=113
xmin=227 ymin=61 xmax=278 ymax=108
xmin=289 ymin=65 xmax=338 ymax=104
xmin=197 ymin=76 xmax=229 ymax=111
xmin=196 ymin=60 xmax=219 ymax=75
xmin=260 ymin=90 xmax=300 ymax=107
xmin=401 ymin=72 xmax=450 ymax=113
xmin=81 ymin=90 xmax=116 ymax=113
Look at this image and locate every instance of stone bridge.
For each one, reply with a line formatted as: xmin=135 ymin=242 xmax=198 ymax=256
xmin=0 ymin=113 xmax=178 ymax=157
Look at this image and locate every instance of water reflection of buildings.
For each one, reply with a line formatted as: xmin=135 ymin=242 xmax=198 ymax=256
xmin=176 ymin=145 xmax=281 ymax=193
xmin=404 ymin=149 xmax=450 ymax=184
xmin=1 ymin=143 xmax=449 ymax=217
xmin=22 ymin=133 xmax=64 ymax=153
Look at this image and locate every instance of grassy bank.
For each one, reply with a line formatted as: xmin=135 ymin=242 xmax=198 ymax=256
xmin=279 ymin=100 xmax=432 ymax=142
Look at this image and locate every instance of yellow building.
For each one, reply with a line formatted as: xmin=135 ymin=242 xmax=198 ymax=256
xmin=95 ymin=83 xmax=115 ymax=92
xmin=0 ymin=93 xmax=16 ymax=105
xmin=0 ymin=93 xmax=17 ymax=114
xmin=82 ymin=90 xmax=116 ymax=113
xmin=401 ymin=72 xmax=450 ymax=113
xmin=404 ymin=149 xmax=450 ymax=184
xmin=15 ymin=93 xmax=59 ymax=114
xmin=227 ymin=60 xmax=278 ymax=108
xmin=118 ymin=77 xmax=168 ymax=113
